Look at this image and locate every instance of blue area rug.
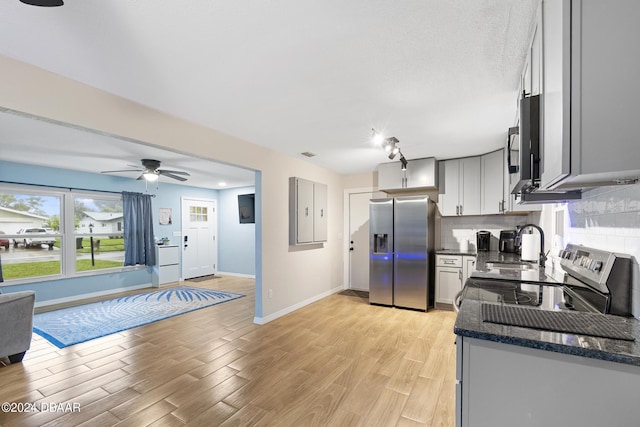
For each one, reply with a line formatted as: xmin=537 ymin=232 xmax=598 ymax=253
xmin=33 ymin=286 xmax=245 ymax=348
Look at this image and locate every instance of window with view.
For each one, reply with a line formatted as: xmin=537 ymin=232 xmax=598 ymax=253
xmin=74 ymin=195 xmax=124 ymax=273
xmin=0 ymin=185 xmax=126 ymax=284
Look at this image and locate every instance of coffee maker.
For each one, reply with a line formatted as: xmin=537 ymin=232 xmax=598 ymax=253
xmin=476 ymin=231 xmax=491 ymax=252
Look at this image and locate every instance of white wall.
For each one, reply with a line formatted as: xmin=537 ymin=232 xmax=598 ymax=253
xmin=0 ymin=55 xmax=344 ymax=323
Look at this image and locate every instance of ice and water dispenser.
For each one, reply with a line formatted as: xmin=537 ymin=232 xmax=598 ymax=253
xmin=373 ymin=233 xmax=389 ymax=254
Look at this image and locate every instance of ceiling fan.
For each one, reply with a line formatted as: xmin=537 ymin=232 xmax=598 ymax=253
xmin=101 ymin=159 xmax=190 ymax=182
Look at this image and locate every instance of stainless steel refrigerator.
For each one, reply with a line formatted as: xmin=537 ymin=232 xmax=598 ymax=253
xmin=369 ymin=195 xmax=435 ymax=311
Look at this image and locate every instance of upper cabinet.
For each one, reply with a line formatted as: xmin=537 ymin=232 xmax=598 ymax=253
xmin=480 ymin=150 xmax=505 ymax=215
xmin=539 ymin=0 xmax=640 ymax=190
xmin=289 ymin=177 xmax=327 ymax=245
xmin=438 ymin=157 xmax=481 ymax=216
xmin=377 ymin=157 xmax=438 ymax=192
xmin=439 ymin=149 xmax=540 ymax=217
xmin=520 ymin=6 xmax=542 ymax=99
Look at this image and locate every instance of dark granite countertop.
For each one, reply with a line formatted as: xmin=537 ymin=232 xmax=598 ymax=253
xmin=455 ymin=299 xmax=640 ymax=366
xmin=454 ymin=251 xmax=640 ymax=366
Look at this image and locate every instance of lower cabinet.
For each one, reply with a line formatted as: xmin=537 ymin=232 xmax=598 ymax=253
xmin=436 ymin=254 xmax=475 ymax=306
xmin=456 ymin=336 xmax=640 ymax=427
xmin=436 ymin=266 xmax=462 ymax=305
xmin=462 ymin=256 xmax=476 ymax=282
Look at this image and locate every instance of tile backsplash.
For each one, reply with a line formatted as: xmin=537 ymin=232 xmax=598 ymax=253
xmin=440 ymin=214 xmax=538 ymax=252
xmin=565 ymin=183 xmax=640 ymax=318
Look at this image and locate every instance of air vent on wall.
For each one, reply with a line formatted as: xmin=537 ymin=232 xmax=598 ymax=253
xmin=301 ymin=152 xmax=316 ymax=158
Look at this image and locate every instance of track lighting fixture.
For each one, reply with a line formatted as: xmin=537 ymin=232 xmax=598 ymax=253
xmin=372 ymin=129 xmax=408 ymax=170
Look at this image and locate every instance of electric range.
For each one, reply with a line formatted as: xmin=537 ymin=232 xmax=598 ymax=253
xmin=460 ymin=244 xmax=633 ymax=317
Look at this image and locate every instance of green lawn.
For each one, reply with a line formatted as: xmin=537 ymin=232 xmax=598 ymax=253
xmin=76 ymin=238 xmax=125 ymax=253
xmin=2 ymin=259 xmax=124 ymax=280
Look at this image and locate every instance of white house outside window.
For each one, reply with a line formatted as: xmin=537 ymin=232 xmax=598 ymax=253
xmin=0 ymin=184 xmax=127 ymax=285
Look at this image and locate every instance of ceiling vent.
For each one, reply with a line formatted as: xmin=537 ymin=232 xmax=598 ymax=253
xmin=301 ymin=152 xmax=316 ymax=158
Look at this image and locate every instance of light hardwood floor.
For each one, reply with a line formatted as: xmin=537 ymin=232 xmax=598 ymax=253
xmin=0 ymin=276 xmax=457 ymax=426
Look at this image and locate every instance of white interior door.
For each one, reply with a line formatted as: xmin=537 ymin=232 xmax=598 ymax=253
xmin=181 ymin=198 xmax=217 ymax=279
xmin=348 ymin=191 xmax=384 ymax=291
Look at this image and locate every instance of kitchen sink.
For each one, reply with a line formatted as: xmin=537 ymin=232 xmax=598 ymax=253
xmin=485 ymin=261 xmax=536 ymax=270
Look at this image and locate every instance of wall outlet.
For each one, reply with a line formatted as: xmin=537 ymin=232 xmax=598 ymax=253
xmin=172 ymin=231 xmax=181 ymax=237
xmin=268 ymin=289 xmax=273 ymax=299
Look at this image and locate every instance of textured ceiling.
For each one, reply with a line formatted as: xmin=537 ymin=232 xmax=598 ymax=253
xmin=0 ymin=0 xmax=539 ymax=183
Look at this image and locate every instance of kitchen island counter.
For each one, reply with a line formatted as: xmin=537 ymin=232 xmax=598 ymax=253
xmin=455 ymin=297 xmax=640 ymax=366
xmin=455 ymin=275 xmax=640 ymax=427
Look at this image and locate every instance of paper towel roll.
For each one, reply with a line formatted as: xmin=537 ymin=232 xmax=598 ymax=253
xmin=520 ymin=233 xmax=540 ymax=262
xmin=460 ymin=239 xmax=469 ymax=252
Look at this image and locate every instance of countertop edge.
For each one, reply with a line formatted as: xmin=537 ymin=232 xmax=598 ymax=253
xmin=435 ymin=249 xmax=477 ymax=256
xmin=453 ymin=325 xmax=640 ymax=367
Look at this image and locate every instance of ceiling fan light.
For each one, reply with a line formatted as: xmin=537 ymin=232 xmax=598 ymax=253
xmin=19 ymin=0 xmax=64 ymax=6
xmin=143 ymin=171 xmax=159 ymax=182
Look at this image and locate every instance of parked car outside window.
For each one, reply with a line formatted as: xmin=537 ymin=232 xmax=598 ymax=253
xmin=15 ymin=228 xmax=56 ymax=250
xmin=0 ymin=231 xmax=9 ymax=250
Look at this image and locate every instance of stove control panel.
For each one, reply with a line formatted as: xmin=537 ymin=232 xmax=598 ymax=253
xmin=558 ymin=244 xmax=631 ymax=295
xmin=559 ymin=249 xmax=604 ymax=274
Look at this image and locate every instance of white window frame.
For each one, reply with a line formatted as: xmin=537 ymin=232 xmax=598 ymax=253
xmin=0 ymin=183 xmax=142 ymax=287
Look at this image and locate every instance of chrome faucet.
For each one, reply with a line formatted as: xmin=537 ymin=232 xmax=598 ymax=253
xmin=517 ymin=224 xmax=546 ymax=266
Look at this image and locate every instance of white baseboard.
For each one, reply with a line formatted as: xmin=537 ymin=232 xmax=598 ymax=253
xmin=253 ymin=285 xmax=343 ymax=325
xmin=34 ymin=283 xmax=152 ymax=308
xmin=216 ymin=271 xmax=256 ymax=279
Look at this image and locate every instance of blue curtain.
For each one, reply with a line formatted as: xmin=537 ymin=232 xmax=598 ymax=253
xmin=122 ymin=192 xmax=156 ymax=266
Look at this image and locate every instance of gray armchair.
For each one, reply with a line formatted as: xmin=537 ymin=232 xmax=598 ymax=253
xmin=0 ymin=291 xmax=36 ymax=363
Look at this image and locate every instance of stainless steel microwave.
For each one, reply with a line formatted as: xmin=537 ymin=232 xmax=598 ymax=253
xmin=509 ymin=94 xmax=540 ymax=194
xmin=507 ymin=94 xmax=581 ymax=204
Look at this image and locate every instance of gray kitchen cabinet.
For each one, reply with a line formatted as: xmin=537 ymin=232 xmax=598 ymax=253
xmin=377 ymin=162 xmax=404 ymax=191
xmin=435 ymin=255 xmax=463 ymax=305
xmin=438 ymin=157 xmax=481 ymax=216
xmin=436 ymin=254 xmax=474 ymax=306
xmin=540 ymin=0 xmax=640 ymax=191
xmin=377 ymin=157 xmax=437 ymax=192
xmin=480 ymin=150 xmax=504 ymax=215
xmin=456 ymin=336 xmax=640 ymax=427
xmin=462 ymin=256 xmax=476 ymax=282
xmin=289 ymin=177 xmax=328 ymax=245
